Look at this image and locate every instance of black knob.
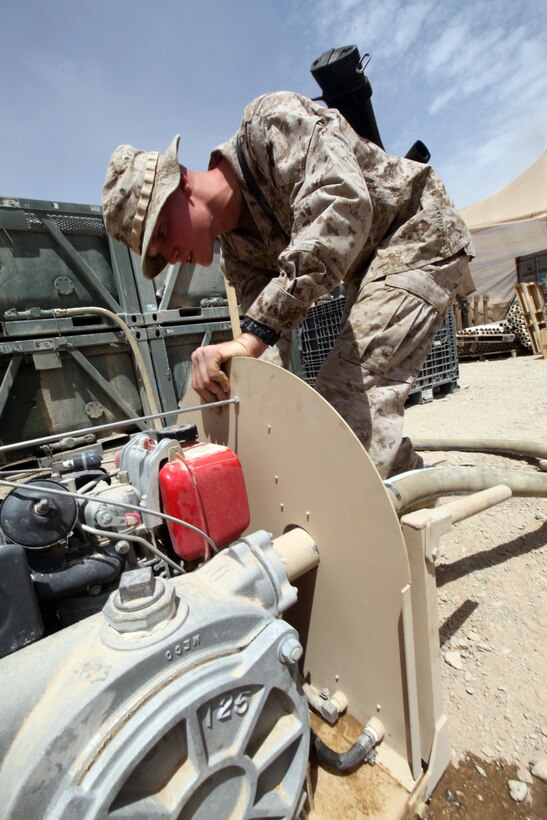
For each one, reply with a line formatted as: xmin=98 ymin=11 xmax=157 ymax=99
xmin=156 ymin=424 xmax=198 ymax=443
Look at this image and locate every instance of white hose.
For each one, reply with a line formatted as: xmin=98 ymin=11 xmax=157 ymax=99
xmin=385 ymin=466 xmax=547 ymax=515
xmin=414 ymin=437 xmax=547 ymax=465
xmin=53 ymin=307 xmax=162 ymax=429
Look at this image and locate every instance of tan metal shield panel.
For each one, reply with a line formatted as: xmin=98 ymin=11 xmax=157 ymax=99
xmin=181 ymin=358 xmax=413 ymax=769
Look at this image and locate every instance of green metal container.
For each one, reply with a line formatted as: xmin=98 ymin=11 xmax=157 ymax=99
xmin=130 ymin=239 xmax=234 ymax=326
xmin=0 ymin=197 xmax=142 ymax=338
xmin=0 ymin=329 xmax=157 ymax=463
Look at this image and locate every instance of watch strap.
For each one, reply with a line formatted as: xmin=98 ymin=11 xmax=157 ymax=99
xmin=241 ymin=317 xmax=280 ymax=346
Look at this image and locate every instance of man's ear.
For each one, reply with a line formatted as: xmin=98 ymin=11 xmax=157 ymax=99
xmin=179 ymin=168 xmax=192 ymax=198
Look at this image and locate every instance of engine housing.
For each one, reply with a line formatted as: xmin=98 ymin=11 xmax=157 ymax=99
xmin=0 ymin=532 xmax=310 ymax=820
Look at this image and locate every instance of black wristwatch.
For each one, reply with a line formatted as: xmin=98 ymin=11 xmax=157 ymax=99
xmin=241 ymin=317 xmax=280 ymax=346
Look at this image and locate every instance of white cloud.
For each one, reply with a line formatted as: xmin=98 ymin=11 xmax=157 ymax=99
xmin=429 ymin=88 xmax=457 ymax=115
xmin=392 ymin=1 xmax=437 ymax=56
xmin=306 ymin=0 xmax=437 ymax=62
xmin=426 ymin=23 xmax=469 ymax=72
xmin=306 ymin=0 xmax=546 ymax=205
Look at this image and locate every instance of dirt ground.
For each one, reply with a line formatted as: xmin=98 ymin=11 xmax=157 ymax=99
xmin=403 ymin=353 xmax=547 ymax=817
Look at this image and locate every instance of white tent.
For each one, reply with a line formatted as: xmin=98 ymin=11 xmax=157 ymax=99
xmin=460 ymin=151 xmax=547 ymax=319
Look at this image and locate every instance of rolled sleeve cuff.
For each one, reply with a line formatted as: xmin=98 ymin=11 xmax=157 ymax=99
xmin=245 ymin=281 xmax=309 ymax=333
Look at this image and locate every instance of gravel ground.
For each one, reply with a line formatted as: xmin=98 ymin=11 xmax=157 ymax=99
xmin=403 ymin=353 xmax=547 ymax=816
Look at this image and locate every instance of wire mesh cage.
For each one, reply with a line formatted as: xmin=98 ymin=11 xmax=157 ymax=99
xmin=295 ymin=297 xmax=459 ymax=399
xmin=412 ymin=306 xmax=459 ymax=395
xmin=295 ymin=297 xmax=346 ymax=386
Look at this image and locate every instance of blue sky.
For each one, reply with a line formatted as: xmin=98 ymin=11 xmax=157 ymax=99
xmin=2 ymin=0 xmax=546 ymax=209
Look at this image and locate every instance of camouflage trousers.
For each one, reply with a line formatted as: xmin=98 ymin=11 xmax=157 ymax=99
xmin=262 ymin=252 xmax=472 ymax=479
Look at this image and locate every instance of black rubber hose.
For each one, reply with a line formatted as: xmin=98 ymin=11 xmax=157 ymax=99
xmin=28 ymin=543 xmax=124 ymax=601
xmin=311 ymin=730 xmax=373 ymax=772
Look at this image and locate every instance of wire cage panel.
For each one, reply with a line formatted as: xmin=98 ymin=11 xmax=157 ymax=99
xmin=295 ymin=298 xmax=458 ymax=397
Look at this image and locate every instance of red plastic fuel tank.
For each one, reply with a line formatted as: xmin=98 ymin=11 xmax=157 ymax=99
xmin=159 ymin=441 xmax=250 ymax=561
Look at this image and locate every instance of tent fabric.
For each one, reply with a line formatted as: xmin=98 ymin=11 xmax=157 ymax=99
xmin=457 ymin=150 xmax=547 ymax=316
xmin=460 ymin=150 xmax=547 ymax=229
xmin=464 ymin=218 xmax=547 ymax=308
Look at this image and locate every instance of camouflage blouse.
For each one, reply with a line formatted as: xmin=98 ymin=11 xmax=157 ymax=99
xmin=209 ymin=92 xmax=472 ymax=334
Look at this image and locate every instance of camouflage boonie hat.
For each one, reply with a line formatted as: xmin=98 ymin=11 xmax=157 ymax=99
xmin=102 ymin=135 xmax=180 ymax=280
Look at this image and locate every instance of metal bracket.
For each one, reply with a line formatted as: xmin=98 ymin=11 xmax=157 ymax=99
xmin=303 ymin=682 xmax=348 ymax=724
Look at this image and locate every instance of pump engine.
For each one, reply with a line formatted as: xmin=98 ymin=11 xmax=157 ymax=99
xmin=0 ymin=416 xmax=320 ymax=818
xmin=0 ymin=423 xmax=251 ymax=657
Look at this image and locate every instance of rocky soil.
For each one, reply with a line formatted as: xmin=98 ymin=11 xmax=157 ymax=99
xmin=403 ymin=353 xmax=547 ymax=817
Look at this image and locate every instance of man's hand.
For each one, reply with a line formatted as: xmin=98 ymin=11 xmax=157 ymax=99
xmin=190 ymin=333 xmax=268 ymax=406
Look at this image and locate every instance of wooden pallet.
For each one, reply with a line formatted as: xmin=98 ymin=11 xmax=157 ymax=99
xmin=515 ymin=283 xmax=547 ymax=358
xmin=454 ymin=294 xmax=489 ymax=331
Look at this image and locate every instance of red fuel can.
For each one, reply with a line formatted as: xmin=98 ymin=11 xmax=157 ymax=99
xmin=158 ymin=442 xmax=250 ymax=561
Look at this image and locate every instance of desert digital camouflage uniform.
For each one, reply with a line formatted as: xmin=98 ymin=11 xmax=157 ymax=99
xmin=210 ymin=92 xmax=473 ymax=478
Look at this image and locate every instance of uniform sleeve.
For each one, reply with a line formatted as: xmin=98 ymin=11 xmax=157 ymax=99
xmin=245 ymin=110 xmax=373 ymax=333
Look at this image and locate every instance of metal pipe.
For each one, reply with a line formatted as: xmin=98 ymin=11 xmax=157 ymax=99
xmin=272 ymin=528 xmax=319 ymax=581
xmin=80 ymin=524 xmax=184 ymax=576
xmin=438 ymin=484 xmax=512 ymax=523
xmin=53 ymin=307 xmax=162 ymax=428
xmin=0 ymin=468 xmax=51 ymax=475
xmin=0 ymin=398 xmax=239 ymax=455
xmin=225 ymin=281 xmax=242 ymax=338
xmin=384 ymin=466 xmax=547 ymax=515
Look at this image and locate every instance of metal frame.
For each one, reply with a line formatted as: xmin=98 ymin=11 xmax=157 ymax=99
xmin=146 ymin=321 xmax=234 ymax=411
xmin=129 ymin=242 xmax=233 ymax=326
xmin=0 ymin=197 xmax=144 ymax=337
xmin=0 ymin=330 xmax=160 ymax=459
xmin=181 ymin=359 xmax=515 ymax=812
xmin=400 ymin=485 xmax=512 ymax=807
xmin=295 ymin=297 xmax=459 ymax=397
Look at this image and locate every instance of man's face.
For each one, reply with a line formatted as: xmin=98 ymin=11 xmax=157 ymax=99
xmin=147 ymin=183 xmax=214 ymax=271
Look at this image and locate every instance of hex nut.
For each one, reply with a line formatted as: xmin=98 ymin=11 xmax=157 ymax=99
xmin=96 ymin=508 xmax=114 ymax=527
xmin=115 ymin=540 xmax=131 ymax=556
xmin=278 ymin=636 xmax=303 ymax=665
xmin=103 ymin=576 xmax=177 ymax=634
